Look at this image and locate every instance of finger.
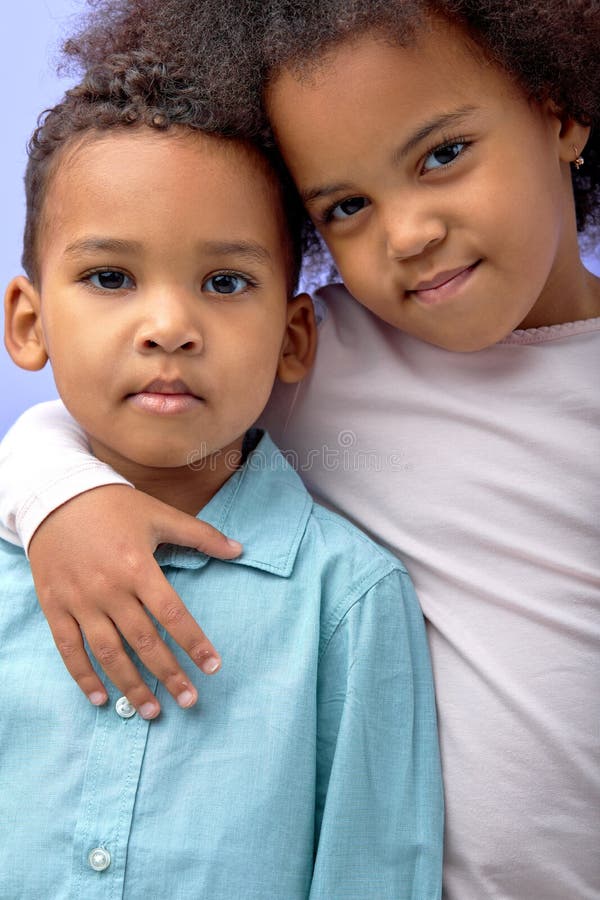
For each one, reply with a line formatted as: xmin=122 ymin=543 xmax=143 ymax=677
xmin=153 ymin=506 xmax=242 ymax=559
xmin=47 ymin=612 xmax=109 ymax=707
xmin=141 ymin=563 xmax=222 ymax=675
xmin=83 ymin=616 xmax=162 ymax=719
xmin=115 ymin=602 xmax=204 ymax=708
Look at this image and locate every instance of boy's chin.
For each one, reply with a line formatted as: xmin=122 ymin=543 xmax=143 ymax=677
xmin=86 ymin=436 xmax=197 ymax=474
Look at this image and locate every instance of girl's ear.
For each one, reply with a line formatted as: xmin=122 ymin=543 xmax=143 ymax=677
xmin=277 ymin=293 xmax=318 ymax=384
xmin=4 ymin=276 xmax=49 ymax=371
xmin=546 ymin=101 xmax=591 ymax=163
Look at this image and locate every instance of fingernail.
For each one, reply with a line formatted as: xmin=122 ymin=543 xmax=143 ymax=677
xmin=139 ymin=702 xmax=159 ymax=720
xmin=89 ymin=691 xmax=107 ymax=706
xmin=201 ymin=656 xmax=221 ymax=674
xmin=177 ymin=689 xmax=197 ymax=708
xmin=226 ymin=538 xmax=242 ymax=552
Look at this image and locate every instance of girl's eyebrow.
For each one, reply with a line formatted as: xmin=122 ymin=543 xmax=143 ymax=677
xmin=302 ymin=105 xmax=478 ymax=207
xmin=302 ymin=181 xmax=354 ymax=206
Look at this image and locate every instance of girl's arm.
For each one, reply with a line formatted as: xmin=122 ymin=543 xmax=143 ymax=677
xmin=311 ymin=569 xmax=444 ymax=899
xmin=0 ymin=400 xmax=242 ymax=717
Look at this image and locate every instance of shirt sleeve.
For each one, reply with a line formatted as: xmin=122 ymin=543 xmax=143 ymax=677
xmin=310 ymin=568 xmax=444 ymax=900
xmin=0 ymin=400 xmax=131 ymax=552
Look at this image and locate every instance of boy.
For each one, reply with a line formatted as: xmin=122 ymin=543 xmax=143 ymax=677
xmin=0 ymin=53 xmax=443 ymax=898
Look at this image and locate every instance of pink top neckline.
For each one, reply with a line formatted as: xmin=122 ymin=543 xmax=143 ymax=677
xmin=501 ymin=316 xmax=600 ymax=345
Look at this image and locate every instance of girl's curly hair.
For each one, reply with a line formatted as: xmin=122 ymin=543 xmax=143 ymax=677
xmin=59 ymin=0 xmax=600 ymax=244
xmin=262 ymin=0 xmax=600 ymax=244
xmin=23 ymin=47 xmax=305 ymax=288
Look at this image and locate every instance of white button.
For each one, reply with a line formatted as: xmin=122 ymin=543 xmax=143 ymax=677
xmin=115 ymin=696 xmax=136 ymax=718
xmin=88 ymin=847 xmax=111 ymax=871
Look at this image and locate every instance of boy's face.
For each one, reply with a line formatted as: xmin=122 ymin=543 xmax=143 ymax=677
xmin=267 ymin=20 xmax=592 ymax=351
xmin=6 ymin=130 xmax=313 ymax=490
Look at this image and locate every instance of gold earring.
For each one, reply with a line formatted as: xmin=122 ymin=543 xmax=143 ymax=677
xmin=571 ymin=145 xmax=584 ymax=170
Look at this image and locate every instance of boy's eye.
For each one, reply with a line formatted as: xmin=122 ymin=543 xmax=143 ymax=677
xmin=88 ymin=270 xmax=134 ymax=290
xmin=422 ymin=141 xmax=467 ymax=172
xmin=328 ymin=196 xmax=370 ymax=220
xmin=203 ymin=273 xmax=249 ymax=295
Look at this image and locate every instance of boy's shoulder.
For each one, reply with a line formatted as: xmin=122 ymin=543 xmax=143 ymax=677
xmin=239 ymin=429 xmax=407 ymax=569
xmin=0 ymin=534 xmax=28 ymax=568
xmin=0 ymin=536 xmax=37 ymax=614
xmin=299 ymin=498 xmax=412 ymax=626
xmin=245 ymin=431 xmax=411 ymax=602
xmin=195 ymin=431 xmax=410 ymax=601
xmin=305 ymin=498 xmax=408 ymax=579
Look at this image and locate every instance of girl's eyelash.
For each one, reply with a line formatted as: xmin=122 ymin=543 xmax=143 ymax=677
xmin=421 ymin=133 xmax=472 ymax=169
xmin=319 ymin=200 xmax=360 ymax=225
xmin=319 ymin=205 xmax=336 ymax=225
xmin=317 ymin=133 xmax=472 ymax=224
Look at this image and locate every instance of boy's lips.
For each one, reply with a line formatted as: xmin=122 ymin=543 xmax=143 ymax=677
xmin=408 ymin=262 xmax=480 ymax=305
xmin=127 ymin=377 xmax=204 ymax=415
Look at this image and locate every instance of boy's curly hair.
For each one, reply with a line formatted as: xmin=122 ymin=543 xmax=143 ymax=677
xmin=60 ymin=0 xmax=600 ymax=243
xmin=23 ymin=47 xmax=305 ymax=289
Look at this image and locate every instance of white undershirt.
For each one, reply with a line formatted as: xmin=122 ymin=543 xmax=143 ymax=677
xmin=1 ymin=282 xmax=599 ymax=899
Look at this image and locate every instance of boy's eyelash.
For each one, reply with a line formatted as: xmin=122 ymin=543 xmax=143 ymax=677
xmin=209 ymin=270 xmax=259 ymax=287
xmin=78 ymin=269 xmax=260 ymax=291
xmin=79 ymin=267 xmax=134 ymax=288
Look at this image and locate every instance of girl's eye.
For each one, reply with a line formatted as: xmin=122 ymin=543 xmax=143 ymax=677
xmin=88 ymin=270 xmax=134 ymax=290
xmin=328 ymin=196 xmax=370 ymax=221
xmin=203 ymin=273 xmax=249 ymax=295
xmin=422 ymin=141 xmax=467 ymax=172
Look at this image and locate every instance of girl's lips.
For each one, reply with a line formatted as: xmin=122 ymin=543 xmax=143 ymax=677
xmin=128 ymin=392 xmax=204 ymax=415
xmin=409 ymin=262 xmax=480 ymax=305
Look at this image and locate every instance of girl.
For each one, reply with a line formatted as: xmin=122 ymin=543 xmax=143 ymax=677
xmin=1 ymin=2 xmax=599 ymax=898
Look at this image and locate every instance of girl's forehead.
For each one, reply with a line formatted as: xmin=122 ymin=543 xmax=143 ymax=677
xmin=269 ymin=19 xmax=492 ymax=103
xmin=266 ymin=21 xmax=515 ymax=146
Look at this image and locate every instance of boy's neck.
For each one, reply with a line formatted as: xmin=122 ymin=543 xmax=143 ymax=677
xmin=87 ymin=435 xmax=246 ymax=517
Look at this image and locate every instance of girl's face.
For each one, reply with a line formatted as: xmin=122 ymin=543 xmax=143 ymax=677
xmin=267 ymin=20 xmax=592 ymax=351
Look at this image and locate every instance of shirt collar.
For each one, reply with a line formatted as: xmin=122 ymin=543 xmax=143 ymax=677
xmin=155 ymin=431 xmax=313 ymax=577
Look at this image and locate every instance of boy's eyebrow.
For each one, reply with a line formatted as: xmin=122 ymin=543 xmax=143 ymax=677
xmin=63 ymin=237 xmax=272 ymax=266
xmin=64 ymin=237 xmax=143 ymax=257
xmin=301 ymin=105 xmax=478 ymax=206
xmin=201 ymin=241 xmax=272 ymax=266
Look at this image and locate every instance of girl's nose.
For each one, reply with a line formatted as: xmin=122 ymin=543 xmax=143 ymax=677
xmin=383 ymin=203 xmax=447 ymax=261
xmin=134 ymin=295 xmax=204 ymax=354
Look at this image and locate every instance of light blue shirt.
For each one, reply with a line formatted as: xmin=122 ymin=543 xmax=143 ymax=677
xmin=0 ymin=432 xmax=443 ymax=899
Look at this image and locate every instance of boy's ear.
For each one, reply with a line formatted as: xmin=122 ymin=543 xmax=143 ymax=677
xmin=4 ymin=275 xmax=49 ymax=371
xmin=277 ymin=292 xmax=317 ymax=384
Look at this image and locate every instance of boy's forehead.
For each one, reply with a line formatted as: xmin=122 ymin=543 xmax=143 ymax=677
xmin=49 ymin=128 xmax=269 ymax=196
xmin=39 ymin=128 xmax=293 ymax=272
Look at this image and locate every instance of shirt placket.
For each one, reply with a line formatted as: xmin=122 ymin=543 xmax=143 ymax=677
xmin=68 ymin=679 xmax=156 ymax=900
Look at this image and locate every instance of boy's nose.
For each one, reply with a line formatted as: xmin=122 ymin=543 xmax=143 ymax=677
xmin=134 ymin=296 xmax=204 ymax=355
xmin=383 ymin=203 xmax=446 ymax=261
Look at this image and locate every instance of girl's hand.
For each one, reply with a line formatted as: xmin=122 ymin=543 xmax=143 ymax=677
xmin=28 ymin=485 xmax=242 ymax=718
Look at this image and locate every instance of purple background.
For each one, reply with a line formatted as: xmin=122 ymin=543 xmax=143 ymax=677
xmin=1 ymin=1 xmax=598 ymax=438
xmin=2 ymin=2 xmax=80 ymax=437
